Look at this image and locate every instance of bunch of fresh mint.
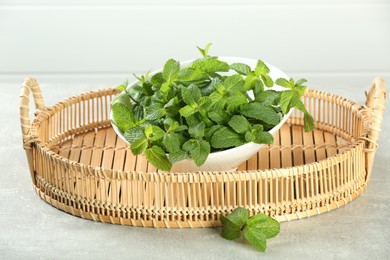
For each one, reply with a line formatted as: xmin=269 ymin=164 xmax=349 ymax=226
xmin=220 ymin=207 xmax=280 ymax=252
xmin=112 ymin=44 xmax=314 ymax=170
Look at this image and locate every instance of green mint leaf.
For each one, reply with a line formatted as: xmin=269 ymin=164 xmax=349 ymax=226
xmin=243 ymin=225 xmax=267 ymax=252
xmin=209 ymin=91 xmax=224 ymax=104
xmin=280 ymin=90 xmax=293 ymax=114
xmin=253 ymin=131 xmax=274 ymax=144
xmin=245 ymin=131 xmax=256 ymax=142
xmin=210 ymin=127 xmax=245 ymax=149
xmin=294 ymin=85 xmax=306 ymax=96
xmin=275 ymin=78 xmax=291 ymax=89
xmin=254 ymin=60 xmax=270 ymax=76
xmin=124 ymin=126 xmax=148 ymax=155
xmin=205 ymin=125 xmax=223 ymax=140
xmin=199 ymin=77 xmax=222 ymax=96
xmin=116 ymin=80 xmax=128 ymax=91
xmin=226 ymin=91 xmax=248 ymax=111
xmin=198 ymin=96 xmax=212 ymax=110
xmin=182 ymin=139 xmax=197 ymax=152
xmin=220 ymin=215 xmax=242 ymax=240
xmin=295 ymin=78 xmax=307 ymax=86
xmin=181 ymin=84 xmax=201 ymax=106
xmin=230 ymin=63 xmax=251 ymax=75
xmin=189 ymin=140 xmax=210 ymax=167
xmin=196 ymin=43 xmax=212 ymax=58
xmin=163 ymin=59 xmax=180 ymax=83
xmin=247 ymin=214 xmax=280 ymax=239
xmin=151 ymin=72 xmax=164 ymax=85
xmin=254 ymin=90 xmax=281 ymax=105
xmin=191 ymin=58 xmax=230 ymax=74
xmin=146 ymin=125 xmax=165 ymax=141
xmin=123 ymin=126 xmax=144 ymax=143
xmin=169 ymin=150 xmax=188 ymax=163
xmin=304 ymin=113 xmax=314 ymax=132
xmin=145 ymin=146 xmax=172 ymax=171
xmin=112 ymin=102 xmax=137 ymax=132
xmin=208 ymin=109 xmax=230 ymax=125
xmin=241 ymin=102 xmax=281 ymax=126
xmin=163 ymin=132 xmax=184 ymax=153
xmin=146 ymin=103 xmax=166 ymax=120
xmin=224 ymin=74 xmax=245 ymax=91
xmin=244 ymin=72 xmax=257 ymax=90
xmin=261 ymin=74 xmax=274 ymax=88
xmin=226 ymin=207 xmax=249 ymax=228
xmin=188 ymin=122 xmax=205 ymax=138
xmin=179 ymin=105 xmax=196 ymax=117
xmin=178 ymin=68 xmax=208 ymax=83
xmin=228 ymin=115 xmax=251 ymax=134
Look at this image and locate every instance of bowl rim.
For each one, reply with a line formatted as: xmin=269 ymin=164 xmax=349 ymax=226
xmin=111 ymin=56 xmax=292 ymax=159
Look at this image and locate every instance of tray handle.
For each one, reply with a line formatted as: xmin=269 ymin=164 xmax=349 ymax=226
xmin=19 ymin=77 xmax=44 ymax=185
xmin=364 ymin=77 xmax=386 ymax=181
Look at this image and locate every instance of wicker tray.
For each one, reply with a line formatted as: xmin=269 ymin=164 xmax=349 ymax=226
xmin=19 ymin=77 xmax=386 ymax=228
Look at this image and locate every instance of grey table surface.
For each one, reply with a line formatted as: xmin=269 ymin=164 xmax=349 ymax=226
xmin=0 ymin=78 xmax=389 ymax=260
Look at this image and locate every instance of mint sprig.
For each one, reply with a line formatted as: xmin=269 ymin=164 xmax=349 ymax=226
xmin=112 ymin=43 xmax=314 ymax=171
xmin=220 ymin=207 xmax=280 ymax=252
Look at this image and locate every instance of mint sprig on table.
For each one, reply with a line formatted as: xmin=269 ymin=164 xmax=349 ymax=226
xmin=112 ymin=44 xmax=314 ymax=170
xmin=220 ymin=207 xmax=280 ymax=252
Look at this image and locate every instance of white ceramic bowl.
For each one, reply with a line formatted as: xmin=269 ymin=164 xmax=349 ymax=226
xmin=111 ymin=57 xmax=292 ymax=172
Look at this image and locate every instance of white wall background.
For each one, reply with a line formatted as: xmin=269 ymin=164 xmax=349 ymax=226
xmin=0 ymin=0 xmax=389 ymax=90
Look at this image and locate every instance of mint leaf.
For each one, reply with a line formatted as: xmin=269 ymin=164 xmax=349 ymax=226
xmin=205 ymin=125 xmax=223 ymax=140
xmin=261 ymin=74 xmax=273 ymax=88
xmin=145 ymin=125 xmax=165 ymax=141
xmin=228 ymin=115 xmax=251 ymax=134
xmin=254 ymin=60 xmax=270 ymax=75
xmin=163 ymin=132 xmax=185 ymax=153
xmin=304 ymin=113 xmax=315 ymax=132
xmin=226 ymin=207 xmax=249 ymax=228
xmin=188 ymin=122 xmax=205 ymax=138
xmin=243 ymin=225 xmax=267 ymax=252
xmin=220 ymin=215 xmax=241 ymax=240
xmin=255 ymin=90 xmax=281 ymax=105
xmin=178 ymin=68 xmax=208 ymax=83
xmin=169 ymin=150 xmax=188 ymax=163
xmin=253 ymin=131 xmax=274 ymax=144
xmin=230 ymin=63 xmax=251 ymax=75
xmin=189 ymin=140 xmax=210 ymax=167
xmin=191 ymin=58 xmax=230 ymax=74
xmin=179 ymin=105 xmax=196 ymax=117
xmin=197 ymin=43 xmax=212 ymax=58
xmin=295 ymin=78 xmax=307 ymax=86
xmin=275 ymin=78 xmax=292 ymax=89
xmin=210 ymin=127 xmax=245 ymax=149
xmin=116 ymin=80 xmax=128 ymax=91
xmin=151 ymin=72 xmax=164 ymax=85
xmin=244 ymin=72 xmax=257 ymax=90
xmin=123 ymin=126 xmax=144 ymax=143
xmin=182 ymin=84 xmax=202 ymax=106
xmin=241 ymin=102 xmax=281 ymax=125
xmin=208 ymin=109 xmax=230 ymax=125
xmin=219 ymin=208 xmax=281 ymax=252
xmin=280 ymin=90 xmax=293 ymax=114
xmin=245 ymin=131 xmax=256 ymax=142
xmin=124 ymin=126 xmax=148 ymax=155
xmin=247 ymin=214 xmax=280 ymax=239
xmin=145 ymin=146 xmax=172 ymax=171
xmin=226 ymin=91 xmax=248 ymax=111
xmin=224 ymin=74 xmax=245 ymax=91
xmin=163 ymin=59 xmax=180 ymax=83
xmin=146 ymin=103 xmax=166 ymax=120
xmin=112 ymin=102 xmax=137 ymax=132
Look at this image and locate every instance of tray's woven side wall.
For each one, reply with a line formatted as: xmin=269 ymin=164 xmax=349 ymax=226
xmin=20 ymin=78 xmax=386 ymax=228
